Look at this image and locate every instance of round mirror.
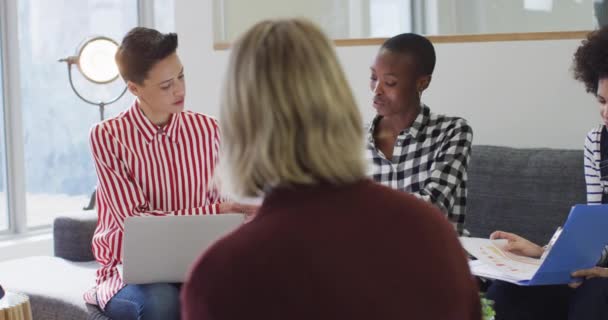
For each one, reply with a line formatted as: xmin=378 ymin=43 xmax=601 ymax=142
xmin=77 ymin=37 xmax=120 ymax=84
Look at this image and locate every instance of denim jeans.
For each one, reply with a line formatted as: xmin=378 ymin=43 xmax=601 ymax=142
xmin=486 ymin=278 xmax=608 ymax=320
xmin=103 ymin=283 xmax=181 ymax=320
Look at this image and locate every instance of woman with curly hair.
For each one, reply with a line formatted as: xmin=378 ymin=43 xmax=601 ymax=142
xmin=485 ymin=26 xmax=608 ymax=320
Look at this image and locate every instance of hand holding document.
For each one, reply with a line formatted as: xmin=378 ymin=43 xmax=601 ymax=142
xmin=489 ymin=230 xmax=546 ymax=258
xmin=461 ymin=205 xmax=608 ymax=286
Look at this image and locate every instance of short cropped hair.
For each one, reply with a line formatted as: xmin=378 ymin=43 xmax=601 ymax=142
xmin=573 ymin=26 xmax=608 ymax=94
xmin=219 ymin=19 xmax=367 ymax=197
xmin=115 ymin=27 xmax=178 ymax=84
xmin=382 ymin=33 xmax=436 ymax=76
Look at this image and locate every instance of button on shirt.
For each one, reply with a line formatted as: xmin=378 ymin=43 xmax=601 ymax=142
xmin=84 ymin=101 xmax=224 ymax=309
xmin=366 ymin=104 xmax=473 ymax=235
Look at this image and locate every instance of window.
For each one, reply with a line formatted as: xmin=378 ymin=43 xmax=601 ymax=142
xmin=369 ymin=0 xmax=412 ymax=37
xmin=0 ymin=0 xmax=176 ymax=234
xmin=17 ymin=0 xmax=138 ymax=227
xmin=154 ymin=0 xmax=176 ymax=32
xmin=0 ymin=0 xmax=179 ymax=237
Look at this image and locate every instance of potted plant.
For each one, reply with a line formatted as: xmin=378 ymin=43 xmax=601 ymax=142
xmin=481 ymin=293 xmax=496 ymax=320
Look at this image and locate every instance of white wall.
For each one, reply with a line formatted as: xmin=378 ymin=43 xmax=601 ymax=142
xmin=177 ymin=0 xmax=598 ymax=149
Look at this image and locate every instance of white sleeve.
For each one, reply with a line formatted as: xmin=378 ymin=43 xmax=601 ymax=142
xmin=584 ymin=128 xmax=603 ymax=205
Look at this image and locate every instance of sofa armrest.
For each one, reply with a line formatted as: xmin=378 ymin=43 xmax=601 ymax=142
xmin=53 ymin=211 xmax=97 ymax=262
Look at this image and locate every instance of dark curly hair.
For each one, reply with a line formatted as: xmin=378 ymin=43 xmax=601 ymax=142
xmin=115 ymin=27 xmax=178 ymax=85
xmin=573 ymin=27 xmax=608 ymax=94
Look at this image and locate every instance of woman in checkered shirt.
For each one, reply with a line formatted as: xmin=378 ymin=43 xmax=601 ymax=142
xmin=366 ymin=33 xmax=473 ymax=236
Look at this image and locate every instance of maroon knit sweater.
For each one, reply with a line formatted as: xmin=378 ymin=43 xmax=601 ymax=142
xmin=182 ymin=180 xmax=481 ymax=320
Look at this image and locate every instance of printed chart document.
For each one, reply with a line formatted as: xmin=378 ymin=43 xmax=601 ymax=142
xmin=463 ymin=238 xmax=541 ymax=284
xmin=461 ymin=204 xmax=608 ymax=286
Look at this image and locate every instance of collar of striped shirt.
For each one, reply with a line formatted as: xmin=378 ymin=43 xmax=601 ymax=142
xmin=367 ymin=104 xmax=430 ymax=140
xmin=128 ymin=100 xmax=182 ymax=143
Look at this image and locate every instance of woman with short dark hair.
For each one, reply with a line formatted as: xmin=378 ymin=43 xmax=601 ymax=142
xmin=85 ymin=27 xmax=256 ymax=320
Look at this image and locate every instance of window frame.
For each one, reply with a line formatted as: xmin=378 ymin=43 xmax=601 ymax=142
xmin=1 ymin=0 xmax=27 ymax=235
xmin=0 ymin=0 xmax=6 ymax=235
xmin=0 ymin=0 xmax=165 ymax=237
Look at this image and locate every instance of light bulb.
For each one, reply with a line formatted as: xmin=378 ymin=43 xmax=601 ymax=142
xmin=78 ymin=37 xmax=120 ymax=84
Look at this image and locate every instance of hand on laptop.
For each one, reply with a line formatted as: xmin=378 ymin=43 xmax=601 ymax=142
xmin=490 ymin=230 xmax=544 ymax=258
xmin=234 ymin=203 xmax=259 ymax=217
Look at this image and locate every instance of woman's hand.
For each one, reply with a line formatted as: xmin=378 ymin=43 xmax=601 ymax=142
xmin=490 ymin=230 xmax=545 ymax=258
xmin=232 ymin=203 xmax=259 ymax=216
xmin=218 ymin=202 xmax=259 ymax=216
xmin=569 ymin=267 xmax=608 ymax=288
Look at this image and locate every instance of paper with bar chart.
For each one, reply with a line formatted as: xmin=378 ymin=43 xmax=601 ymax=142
xmin=461 ymin=237 xmax=542 ymax=284
xmin=460 ymin=205 xmax=608 ymax=286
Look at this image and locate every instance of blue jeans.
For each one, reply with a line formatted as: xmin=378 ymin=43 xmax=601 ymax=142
xmin=487 ymin=278 xmax=608 ymax=320
xmin=103 ymin=283 xmax=181 ymax=320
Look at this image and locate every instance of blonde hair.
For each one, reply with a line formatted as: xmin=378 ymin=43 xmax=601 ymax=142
xmin=219 ymin=18 xmax=367 ymax=197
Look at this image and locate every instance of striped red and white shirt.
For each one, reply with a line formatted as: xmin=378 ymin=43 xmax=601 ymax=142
xmin=84 ymin=101 xmax=224 ymax=309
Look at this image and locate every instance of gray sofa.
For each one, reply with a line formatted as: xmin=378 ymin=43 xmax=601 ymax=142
xmin=466 ymin=145 xmax=586 ymax=244
xmin=0 ymin=211 xmax=108 ymax=320
xmin=0 ymin=145 xmax=588 ymax=319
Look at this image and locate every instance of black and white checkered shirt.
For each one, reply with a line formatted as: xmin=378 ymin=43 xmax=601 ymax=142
xmin=366 ymin=104 xmax=473 ymax=235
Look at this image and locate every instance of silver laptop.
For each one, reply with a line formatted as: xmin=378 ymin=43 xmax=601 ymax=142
xmin=122 ymin=214 xmax=245 ymax=284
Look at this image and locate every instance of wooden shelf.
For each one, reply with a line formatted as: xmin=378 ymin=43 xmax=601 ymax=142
xmin=214 ymin=30 xmax=590 ymax=50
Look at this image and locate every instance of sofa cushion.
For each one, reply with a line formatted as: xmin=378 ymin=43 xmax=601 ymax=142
xmin=53 ymin=211 xmax=97 ymax=262
xmin=0 ymin=256 xmax=108 ymax=320
xmin=466 ymin=145 xmax=586 ymax=244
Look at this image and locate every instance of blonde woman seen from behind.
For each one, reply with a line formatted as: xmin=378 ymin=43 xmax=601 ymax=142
xmin=181 ymin=19 xmax=481 ymax=320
